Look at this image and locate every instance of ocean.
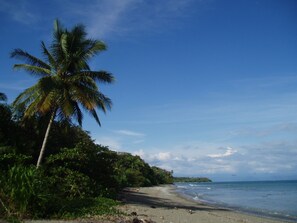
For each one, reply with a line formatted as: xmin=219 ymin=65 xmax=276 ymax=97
xmin=175 ymin=180 xmax=297 ymax=222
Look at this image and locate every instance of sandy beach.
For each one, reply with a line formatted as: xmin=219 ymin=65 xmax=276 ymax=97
xmin=118 ymin=185 xmax=289 ymax=223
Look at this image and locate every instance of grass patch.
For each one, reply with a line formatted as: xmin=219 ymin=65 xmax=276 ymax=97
xmin=52 ymin=197 xmax=121 ymax=219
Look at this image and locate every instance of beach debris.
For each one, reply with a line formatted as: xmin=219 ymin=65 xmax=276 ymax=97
xmin=150 ymin=205 xmax=156 ymax=208
xmin=131 ymin=211 xmax=138 ymax=216
xmin=132 ymin=217 xmax=142 ymax=223
xmin=188 ymin=209 xmax=194 ymax=214
xmin=131 ymin=217 xmax=156 ymax=223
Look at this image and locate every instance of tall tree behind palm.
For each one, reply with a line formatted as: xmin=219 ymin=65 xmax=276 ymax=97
xmin=0 ymin=92 xmax=7 ymax=102
xmin=11 ymin=20 xmax=115 ymax=168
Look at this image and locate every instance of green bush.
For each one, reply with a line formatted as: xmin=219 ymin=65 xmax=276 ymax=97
xmin=52 ymin=197 xmax=120 ymax=219
xmin=45 ymin=143 xmax=120 ymax=198
xmin=152 ymin=166 xmax=174 ymax=184
xmin=0 ymin=153 xmax=32 ymax=170
xmin=47 ymin=166 xmax=93 ymax=199
xmin=0 ymin=165 xmax=50 ymax=219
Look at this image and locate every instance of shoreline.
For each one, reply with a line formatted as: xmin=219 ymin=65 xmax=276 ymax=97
xmin=119 ymin=185 xmax=291 ymax=223
xmin=174 ymin=185 xmax=296 ymax=223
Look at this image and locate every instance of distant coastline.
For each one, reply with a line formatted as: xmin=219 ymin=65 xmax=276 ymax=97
xmin=174 ymin=177 xmax=212 ymax=182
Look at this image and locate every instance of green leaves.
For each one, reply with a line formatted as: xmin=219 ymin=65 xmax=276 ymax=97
xmin=11 ymin=49 xmax=51 ymax=77
xmin=0 ymin=165 xmax=50 ymax=218
xmin=78 ymin=71 xmax=115 ymax=84
xmin=0 ymin=92 xmax=7 ymax=102
xmin=12 ymin=19 xmax=114 ymax=127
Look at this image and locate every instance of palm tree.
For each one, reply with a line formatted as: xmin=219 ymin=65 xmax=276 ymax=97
xmin=0 ymin=92 xmax=7 ymax=102
xmin=11 ymin=20 xmax=115 ymax=168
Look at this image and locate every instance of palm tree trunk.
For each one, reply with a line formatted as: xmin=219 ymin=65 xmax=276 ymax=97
xmin=36 ymin=110 xmax=56 ymax=168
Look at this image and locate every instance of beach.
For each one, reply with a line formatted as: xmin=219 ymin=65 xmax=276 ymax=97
xmin=118 ymin=185 xmax=289 ymax=223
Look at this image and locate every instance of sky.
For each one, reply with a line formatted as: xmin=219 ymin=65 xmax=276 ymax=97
xmin=1 ymin=0 xmax=297 ymax=181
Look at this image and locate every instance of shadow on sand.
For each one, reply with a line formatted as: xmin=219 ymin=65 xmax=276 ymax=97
xmin=119 ymin=187 xmax=228 ymax=212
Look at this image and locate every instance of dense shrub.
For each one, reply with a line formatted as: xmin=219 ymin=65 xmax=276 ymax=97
xmin=47 ymin=167 xmax=93 ymax=199
xmin=0 ymin=165 xmax=50 ymax=218
xmin=0 ymin=152 xmax=32 ymax=171
xmin=152 ymin=166 xmax=174 ymax=184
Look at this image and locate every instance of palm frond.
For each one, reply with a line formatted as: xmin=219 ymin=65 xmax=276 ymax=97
xmin=95 ymin=92 xmax=112 ymax=112
xmin=41 ymin=41 xmax=57 ymax=68
xmin=38 ymin=90 xmax=58 ymax=114
xmin=73 ymin=102 xmax=83 ymax=126
xmin=89 ymin=109 xmax=101 ymax=126
xmin=13 ymin=85 xmax=40 ymax=107
xmin=78 ymin=71 xmax=115 ymax=83
xmin=38 ymin=76 xmax=60 ymax=95
xmin=51 ymin=19 xmax=66 ymax=63
xmin=67 ymin=75 xmax=98 ymax=89
xmin=60 ymin=90 xmax=75 ymax=117
xmin=13 ymin=64 xmax=51 ymax=76
xmin=79 ymin=40 xmax=106 ymax=62
xmin=60 ymin=33 xmax=69 ymax=58
xmin=71 ymin=24 xmax=87 ymax=41
xmin=24 ymin=95 xmax=44 ymax=117
xmin=53 ymin=19 xmax=65 ymax=43
xmin=11 ymin=49 xmax=50 ymax=70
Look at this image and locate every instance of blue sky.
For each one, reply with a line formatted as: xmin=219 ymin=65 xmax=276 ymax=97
xmin=1 ymin=0 xmax=297 ymax=181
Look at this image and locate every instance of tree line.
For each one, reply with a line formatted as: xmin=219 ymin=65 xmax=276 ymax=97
xmin=0 ymin=99 xmax=173 ymax=219
xmin=173 ymin=177 xmax=211 ymax=183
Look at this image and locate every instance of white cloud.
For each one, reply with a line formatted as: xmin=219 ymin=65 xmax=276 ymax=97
xmin=133 ymin=149 xmax=145 ymax=157
xmin=95 ymin=136 xmax=122 ymax=151
xmin=130 ymin=141 xmax=297 ymax=180
xmin=82 ymin=0 xmax=138 ymax=38
xmin=2 ymin=0 xmax=195 ymax=38
xmin=58 ymin=0 xmax=195 ymax=39
xmin=207 ymin=147 xmax=237 ymax=158
xmin=1 ymin=0 xmax=197 ymax=41
xmin=134 ymin=150 xmax=173 ymax=162
xmin=155 ymin=152 xmax=172 ymax=161
xmin=114 ymin=129 xmax=145 ymax=137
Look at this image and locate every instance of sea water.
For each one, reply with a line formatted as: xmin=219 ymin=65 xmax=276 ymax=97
xmin=175 ymin=180 xmax=297 ymax=222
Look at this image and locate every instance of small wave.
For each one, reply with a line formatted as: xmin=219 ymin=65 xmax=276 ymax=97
xmin=207 ymin=187 xmax=211 ymax=190
xmin=193 ymin=196 xmax=199 ymax=200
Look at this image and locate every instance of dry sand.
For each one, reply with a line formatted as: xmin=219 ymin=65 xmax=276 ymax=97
xmin=118 ymin=185 xmax=289 ymax=223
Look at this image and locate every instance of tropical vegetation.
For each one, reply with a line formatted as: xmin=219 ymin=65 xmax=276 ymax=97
xmin=0 ymin=20 xmax=173 ymax=221
xmin=0 ymin=99 xmax=173 ymax=220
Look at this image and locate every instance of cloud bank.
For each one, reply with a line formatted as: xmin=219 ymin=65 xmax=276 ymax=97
xmin=132 ymin=141 xmax=297 ymax=181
